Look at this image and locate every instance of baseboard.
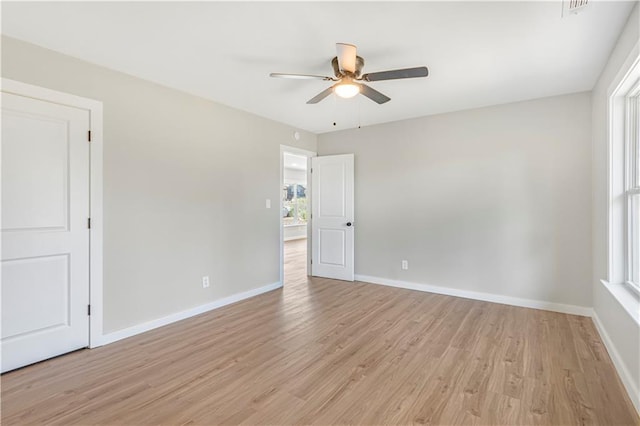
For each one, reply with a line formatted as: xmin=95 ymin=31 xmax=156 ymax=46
xmin=98 ymin=281 xmax=282 ymax=346
xmin=354 ymin=274 xmax=593 ymax=317
xmin=591 ymin=311 xmax=640 ymax=415
xmin=284 ymin=235 xmax=307 ymax=242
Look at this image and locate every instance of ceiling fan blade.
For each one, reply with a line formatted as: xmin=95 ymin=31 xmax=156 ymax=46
xmin=270 ymin=73 xmax=334 ymax=80
xmin=307 ymin=85 xmax=336 ymax=104
xmin=359 ymin=84 xmax=391 ymax=104
xmin=361 ymin=66 xmax=429 ymax=82
xmin=336 ymin=43 xmax=357 ymax=73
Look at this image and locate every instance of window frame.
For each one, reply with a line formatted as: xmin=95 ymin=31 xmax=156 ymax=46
xmin=625 ymin=83 xmax=640 ymax=292
xmin=607 ymin=48 xmax=640 ymax=303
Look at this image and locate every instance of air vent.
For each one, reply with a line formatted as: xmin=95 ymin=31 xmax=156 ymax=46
xmin=562 ymin=0 xmax=589 ymax=17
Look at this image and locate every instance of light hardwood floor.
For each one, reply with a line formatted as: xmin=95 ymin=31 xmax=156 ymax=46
xmin=2 ymin=238 xmax=638 ymax=425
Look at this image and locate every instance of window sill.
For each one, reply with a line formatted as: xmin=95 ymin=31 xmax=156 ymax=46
xmin=600 ymin=279 xmax=640 ymax=326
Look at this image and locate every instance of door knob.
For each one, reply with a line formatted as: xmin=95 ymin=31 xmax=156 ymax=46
xmin=346 ymin=222 xmax=352 ymax=227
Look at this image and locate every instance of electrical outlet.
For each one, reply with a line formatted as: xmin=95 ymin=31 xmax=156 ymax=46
xmin=266 ymin=199 xmax=271 ymax=209
xmin=401 ymin=260 xmax=409 ymax=270
xmin=202 ymin=276 xmax=210 ymax=288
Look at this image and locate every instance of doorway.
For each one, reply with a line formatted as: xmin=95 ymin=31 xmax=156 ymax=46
xmin=280 ymin=146 xmax=315 ymax=287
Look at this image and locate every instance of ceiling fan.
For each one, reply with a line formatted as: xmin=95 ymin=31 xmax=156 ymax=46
xmin=270 ymin=43 xmax=429 ymax=105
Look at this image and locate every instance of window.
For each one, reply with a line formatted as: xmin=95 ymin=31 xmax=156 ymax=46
xmin=283 ymin=183 xmax=307 ymax=225
xmin=627 ymin=89 xmax=640 ymax=289
xmin=609 ymin=55 xmax=640 ymax=300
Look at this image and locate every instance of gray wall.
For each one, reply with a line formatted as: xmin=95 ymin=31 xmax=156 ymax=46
xmin=318 ymin=92 xmax=592 ymax=308
xmin=591 ymin=4 xmax=639 ymax=403
xmin=1 ymin=36 xmax=317 ymax=333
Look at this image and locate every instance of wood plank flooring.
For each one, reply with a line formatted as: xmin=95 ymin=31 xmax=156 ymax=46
xmin=2 ymin=238 xmax=638 ymax=425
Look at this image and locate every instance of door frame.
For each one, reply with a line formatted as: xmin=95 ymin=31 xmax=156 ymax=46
xmin=280 ymin=145 xmax=316 ymax=285
xmin=2 ymin=78 xmax=104 ymax=349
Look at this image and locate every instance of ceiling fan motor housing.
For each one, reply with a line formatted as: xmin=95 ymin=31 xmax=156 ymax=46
xmin=332 ymin=56 xmax=365 ymax=79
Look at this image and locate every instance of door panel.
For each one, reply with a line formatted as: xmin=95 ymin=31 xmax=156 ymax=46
xmin=318 ymin=229 xmax=346 ymax=266
xmin=2 ymin=255 xmax=70 ymax=339
xmin=2 ymin=111 xmax=70 ymax=231
xmin=318 ymin=162 xmax=346 ymax=217
xmin=1 ymin=92 xmax=90 ymax=372
xmin=311 ymin=154 xmax=354 ymax=281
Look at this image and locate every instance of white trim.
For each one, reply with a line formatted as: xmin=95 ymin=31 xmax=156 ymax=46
xmin=1 ymin=78 xmax=104 ymax=349
xmin=626 ymin=280 xmax=640 ymax=297
xmin=280 ymin=146 xmax=317 ymax=158
xmin=606 ymin=41 xmax=640 ymax=284
xmin=354 ymin=274 xmax=593 ymax=317
xmin=600 ymin=279 xmax=640 ymax=326
xmin=592 ymin=311 xmax=640 ymax=415
xmin=1 ymin=78 xmax=101 ymax=111
xmin=279 ymin=145 xmax=316 ymax=286
xmin=606 ymin=39 xmax=640 ymax=99
xmin=88 ymin=98 xmax=104 ymax=349
xmin=99 ymin=281 xmax=282 ymax=346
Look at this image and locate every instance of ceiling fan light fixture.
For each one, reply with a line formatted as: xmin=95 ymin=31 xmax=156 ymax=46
xmin=271 ymin=42 xmax=428 ymax=105
xmin=334 ymin=81 xmax=360 ymax=99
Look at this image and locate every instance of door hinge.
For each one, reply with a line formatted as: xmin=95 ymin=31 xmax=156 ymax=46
xmin=88 ymin=218 xmax=91 ymax=229
xmin=88 ymin=130 xmax=92 ymax=142
xmin=310 ymin=168 xmax=313 ymax=173
xmin=311 ymin=259 xmax=313 ymax=264
xmin=87 ymin=305 xmax=91 ymax=316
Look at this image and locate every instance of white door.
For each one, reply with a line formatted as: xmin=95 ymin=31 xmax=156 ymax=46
xmin=1 ymin=91 xmax=90 ymax=372
xmin=311 ymin=154 xmax=354 ymax=281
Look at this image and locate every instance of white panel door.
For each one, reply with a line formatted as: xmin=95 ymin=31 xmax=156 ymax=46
xmin=1 ymin=91 xmax=90 ymax=372
xmin=311 ymin=154 xmax=354 ymax=281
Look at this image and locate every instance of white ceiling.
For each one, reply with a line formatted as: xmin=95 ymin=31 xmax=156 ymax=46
xmin=1 ymin=1 xmax=635 ymax=134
